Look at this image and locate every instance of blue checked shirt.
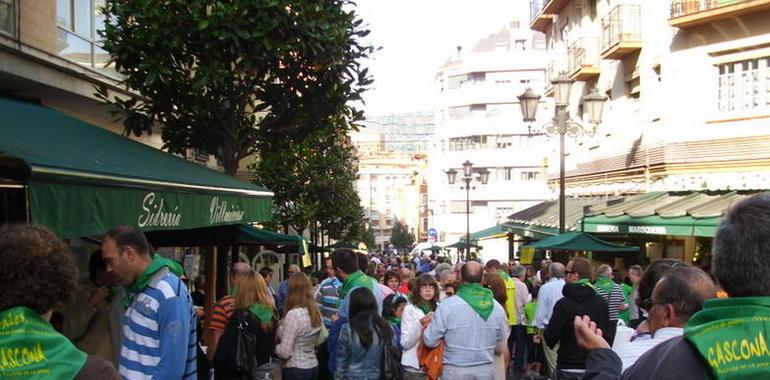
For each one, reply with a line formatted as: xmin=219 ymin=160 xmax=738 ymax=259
xmin=314 ymin=277 xmax=342 ymax=328
xmin=423 ymin=293 xmax=508 ymax=367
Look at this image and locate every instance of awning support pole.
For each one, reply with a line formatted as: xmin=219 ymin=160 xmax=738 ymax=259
xmin=203 ymin=246 xmax=217 ymax=345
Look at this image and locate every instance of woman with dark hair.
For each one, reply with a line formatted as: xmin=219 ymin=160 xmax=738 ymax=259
xmin=382 ymin=294 xmax=408 ymax=353
xmin=276 ymin=272 xmax=322 ymax=380
xmin=399 ymin=274 xmax=440 ymax=380
xmin=213 ymin=271 xmax=277 ymax=380
xmin=631 ymin=259 xmax=681 ymax=341
xmin=383 ymin=271 xmax=402 ymax=295
xmin=0 ymin=224 xmax=119 ymax=379
xmin=335 ymin=287 xmax=392 ymax=380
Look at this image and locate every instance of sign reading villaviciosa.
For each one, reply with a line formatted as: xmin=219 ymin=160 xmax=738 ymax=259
xmin=209 ymin=196 xmax=245 ymax=224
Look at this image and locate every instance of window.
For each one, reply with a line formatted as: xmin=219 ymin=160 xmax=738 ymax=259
xmin=448 ymin=74 xmax=468 ymax=90
xmin=56 ymin=0 xmax=115 ymax=75
xmin=521 ymin=171 xmax=540 ymax=181
xmin=0 ymin=0 xmax=14 ymax=36
xmin=718 ymin=57 xmax=770 ymax=112
xmin=503 ymin=167 xmax=513 ymax=181
xmin=448 ymin=136 xmax=488 ymax=151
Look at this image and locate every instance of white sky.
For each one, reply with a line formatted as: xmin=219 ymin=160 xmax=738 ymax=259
xmin=354 ymin=0 xmax=527 ymax=117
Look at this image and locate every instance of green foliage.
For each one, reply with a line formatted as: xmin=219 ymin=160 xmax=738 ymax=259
xmin=391 ymin=221 xmax=415 ymax=250
xmin=98 ymin=0 xmax=374 ymax=174
xmin=252 ymin=126 xmax=364 ymax=239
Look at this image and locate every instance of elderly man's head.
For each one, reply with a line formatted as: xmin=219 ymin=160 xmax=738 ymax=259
xmin=712 ymin=193 xmax=770 ymax=297
xmin=511 ymin=265 xmax=527 ymax=280
xmin=230 ymin=262 xmax=253 ymax=287
xmin=549 ymin=262 xmax=566 ymax=280
xmin=647 ymin=265 xmax=716 ymax=334
xmin=461 ymin=261 xmax=484 ymax=284
xmin=595 ymin=264 xmax=613 ymax=279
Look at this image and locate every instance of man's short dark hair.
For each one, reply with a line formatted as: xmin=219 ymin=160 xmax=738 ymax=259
xmin=105 ymin=225 xmax=150 ymax=255
xmin=332 ymin=249 xmax=359 ymax=275
xmin=259 ymin=266 xmax=274 ymax=278
xmin=461 ymin=262 xmax=483 ymax=284
xmin=485 ymin=259 xmax=501 ymax=271
xmin=571 ymin=257 xmax=593 ymax=280
xmin=654 ymin=265 xmax=716 ymax=322
xmin=357 ymin=253 xmax=369 ymax=274
xmin=713 ymin=193 xmax=770 ymax=297
xmin=0 ymin=224 xmax=78 ymax=314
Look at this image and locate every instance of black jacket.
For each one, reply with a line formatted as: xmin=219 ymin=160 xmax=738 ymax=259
xmin=544 ymin=282 xmax=611 ymax=370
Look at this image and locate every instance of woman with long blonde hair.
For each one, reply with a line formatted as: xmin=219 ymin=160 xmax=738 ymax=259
xmin=213 ymin=271 xmax=278 ymax=379
xmin=276 ymin=272 xmax=322 ymax=380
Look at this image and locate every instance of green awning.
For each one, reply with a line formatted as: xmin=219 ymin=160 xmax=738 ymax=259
xmin=446 ymin=241 xmax=481 ymax=249
xmin=0 ymin=97 xmax=273 ymax=238
xmin=469 ymin=225 xmax=508 ymax=240
xmin=523 ymin=232 xmax=639 ymax=252
xmin=146 ymin=224 xmax=304 ymax=250
xmin=502 ymin=222 xmax=559 ymax=239
xmin=582 ymin=215 xmax=697 ymax=236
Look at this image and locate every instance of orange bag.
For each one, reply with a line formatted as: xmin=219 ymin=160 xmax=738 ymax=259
xmin=417 ymin=329 xmax=445 ymax=380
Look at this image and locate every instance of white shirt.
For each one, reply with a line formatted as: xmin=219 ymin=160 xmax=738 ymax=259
xmin=400 ymin=303 xmax=426 ymax=371
xmin=613 ymin=327 xmax=683 ymax=372
xmin=534 ymin=277 xmax=565 ymax=329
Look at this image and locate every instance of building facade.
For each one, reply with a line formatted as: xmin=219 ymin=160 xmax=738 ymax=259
xmin=427 ymin=21 xmax=555 ymax=253
xmin=528 ymin=0 xmax=770 ymax=261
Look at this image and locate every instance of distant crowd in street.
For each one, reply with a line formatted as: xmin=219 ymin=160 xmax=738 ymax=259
xmin=1 ymin=193 xmax=770 ymax=379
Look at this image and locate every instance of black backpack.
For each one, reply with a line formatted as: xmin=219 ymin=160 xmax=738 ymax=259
xmin=213 ymin=309 xmax=261 ymax=379
xmin=380 ymin=336 xmax=402 ymax=380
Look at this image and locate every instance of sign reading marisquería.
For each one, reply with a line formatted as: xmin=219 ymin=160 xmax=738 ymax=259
xmin=137 ymin=192 xmax=246 ymax=228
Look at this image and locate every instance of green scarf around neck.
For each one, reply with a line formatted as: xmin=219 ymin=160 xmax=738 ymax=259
xmin=684 ymin=297 xmax=770 ymax=380
xmin=497 ymin=270 xmax=511 ymax=281
xmin=123 ymin=254 xmax=184 ymax=307
xmin=593 ymin=276 xmax=616 ymax=294
xmin=575 ymin=278 xmax=595 ymax=288
xmin=387 ymin=316 xmax=401 ymax=326
xmin=457 ymin=283 xmax=495 ymax=321
xmin=416 ymin=302 xmax=433 ymax=315
xmin=341 ymin=270 xmax=373 ymax=298
xmin=0 ymin=307 xmax=87 ymax=379
xmin=248 ymin=303 xmax=275 ymax=324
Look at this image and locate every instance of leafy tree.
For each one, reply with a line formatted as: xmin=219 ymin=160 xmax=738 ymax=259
xmin=99 ymin=0 xmax=373 ymax=174
xmin=391 ymin=221 xmax=415 ymax=250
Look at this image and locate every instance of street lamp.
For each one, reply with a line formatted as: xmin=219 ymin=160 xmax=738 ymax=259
xmin=517 ymin=75 xmax=607 ymax=233
xmin=446 ymin=161 xmax=489 ymax=261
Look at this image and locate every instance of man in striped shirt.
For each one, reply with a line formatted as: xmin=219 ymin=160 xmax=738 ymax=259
xmin=102 ymin=226 xmax=196 ymax=380
xmin=593 ymin=264 xmax=627 ymax=345
xmin=206 ymin=262 xmax=253 ymax=361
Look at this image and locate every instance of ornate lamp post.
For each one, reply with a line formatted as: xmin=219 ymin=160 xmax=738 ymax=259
xmin=518 ymin=74 xmax=607 ymax=233
xmin=446 ymin=161 xmax=489 ymax=261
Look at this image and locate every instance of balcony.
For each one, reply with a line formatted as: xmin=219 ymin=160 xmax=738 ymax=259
xmin=601 ymin=5 xmax=642 ymax=60
xmin=568 ymin=38 xmax=600 ymax=81
xmin=530 ymin=0 xmax=554 ymax=32
xmin=542 ymin=0 xmax=571 ymax=15
xmin=670 ymin=0 xmax=770 ymax=28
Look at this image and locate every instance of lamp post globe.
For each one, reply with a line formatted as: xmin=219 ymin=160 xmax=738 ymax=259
xmin=582 ymin=88 xmax=608 ymax=125
xmin=462 ymin=160 xmax=473 ymax=177
xmin=479 ymin=169 xmax=490 ymax=185
xmin=446 ymin=169 xmax=458 ymax=185
xmin=552 ymin=72 xmax=574 ymax=106
xmin=517 ymin=88 xmax=541 ymax=122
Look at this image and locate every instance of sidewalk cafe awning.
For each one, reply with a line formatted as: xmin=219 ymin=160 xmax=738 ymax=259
xmin=446 ymin=241 xmax=481 ymax=250
xmin=0 ymin=97 xmax=273 ymax=238
xmin=469 ymin=225 xmax=508 ymax=241
xmin=582 ymin=191 xmax=756 ymax=237
xmin=522 ymin=232 xmax=639 ymax=252
xmin=502 ymin=196 xmax=619 ymax=238
xmin=145 ymin=224 xmax=305 ymax=252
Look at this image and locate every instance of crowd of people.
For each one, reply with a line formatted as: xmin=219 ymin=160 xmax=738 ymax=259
xmin=0 ymin=193 xmax=769 ymax=379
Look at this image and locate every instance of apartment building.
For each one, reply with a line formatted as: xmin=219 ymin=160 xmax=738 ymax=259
xmin=427 ymin=21 xmax=555 ymax=249
xmin=528 ymin=0 xmax=770 ymax=260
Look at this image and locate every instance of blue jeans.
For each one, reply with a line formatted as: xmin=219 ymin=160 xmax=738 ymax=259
xmin=283 ymin=366 xmax=318 ymax=380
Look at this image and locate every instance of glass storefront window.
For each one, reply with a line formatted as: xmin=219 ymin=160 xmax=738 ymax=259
xmin=0 ymin=0 xmax=13 ymax=36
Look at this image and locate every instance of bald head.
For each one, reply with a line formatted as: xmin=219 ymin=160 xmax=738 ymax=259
xmin=229 ymin=262 xmax=253 ymax=287
xmin=462 ymin=261 xmax=483 ymax=284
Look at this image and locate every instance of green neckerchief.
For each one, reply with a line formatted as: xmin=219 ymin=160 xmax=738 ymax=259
xmin=123 ymin=254 xmax=183 ymax=307
xmin=575 ymin=278 xmax=595 ymax=289
xmin=684 ymin=297 xmax=770 ymax=380
xmin=248 ymin=303 xmax=275 ymax=324
xmin=387 ymin=316 xmax=401 ymax=326
xmin=0 ymin=307 xmax=87 ymax=379
xmin=457 ymin=283 xmax=495 ymax=321
xmin=497 ymin=270 xmax=511 ymax=281
xmin=416 ymin=302 xmax=433 ymax=315
xmin=593 ymin=276 xmax=616 ymax=294
xmin=341 ymin=270 xmax=373 ymax=298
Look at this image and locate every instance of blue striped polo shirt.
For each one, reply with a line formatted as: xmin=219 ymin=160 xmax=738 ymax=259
xmin=119 ymin=267 xmax=197 ymax=380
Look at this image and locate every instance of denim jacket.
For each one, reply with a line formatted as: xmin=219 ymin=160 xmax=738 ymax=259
xmin=334 ymin=323 xmax=383 ymax=380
